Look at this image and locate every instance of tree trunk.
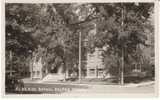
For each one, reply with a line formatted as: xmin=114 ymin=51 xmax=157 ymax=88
xmin=9 ymin=50 xmax=13 ymax=77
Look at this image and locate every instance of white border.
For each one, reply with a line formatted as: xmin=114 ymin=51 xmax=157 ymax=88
xmin=1 ymin=0 xmax=159 ymax=98
xmin=1 ymin=0 xmax=5 ymax=98
xmin=4 ymin=0 xmax=156 ymax=3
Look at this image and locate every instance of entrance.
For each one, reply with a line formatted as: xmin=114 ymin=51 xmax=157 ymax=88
xmin=50 ymin=66 xmax=58 ymax=73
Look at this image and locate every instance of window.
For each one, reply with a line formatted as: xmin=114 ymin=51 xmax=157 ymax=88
xmin=89 ymin=69 xmax=95 ymax=75
xmin=98 ymin=70 xmax=104 ymax=76
xmin=33 ymin=71 xmax=35 ymax=76
xmin=37 ymin=71 xmax=40 ymax=76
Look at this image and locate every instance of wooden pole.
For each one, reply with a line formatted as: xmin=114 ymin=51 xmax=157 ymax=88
xmin=78 ymin=31 xmax=82 ymax=82
xmin=120 ymin=3 xmax=124 ymax=85
xmin=30 ymin=56 xmax=33 ymax=80
xmin=121 ymin=47 xmax=124 ymax=85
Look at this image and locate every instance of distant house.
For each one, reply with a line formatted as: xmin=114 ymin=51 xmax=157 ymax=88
xmin=30 ymin=54 xmax=47 ymax=80
xmin=29 ymin=52 xmax=65 ymax=81
xmin=84 ymin=20 xmax=107 ymax=78
xmin=85 ymin=48 xmax=105 ymax=78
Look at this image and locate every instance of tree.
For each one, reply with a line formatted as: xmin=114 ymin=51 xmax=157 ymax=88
xmin=6 ymin=3 xmax=154 ymax=83
xmin=6 ymin=4 xmax=81 ymax=79
xmin=90 ymin=3 xmax=154 ymax=84
xmin=52 ymin=3 xmax=154 ymax=83
xmin=5 ymin=4 xmax=39 ymax=76
xmin=59 ymin=3 xmax=154 ymax=83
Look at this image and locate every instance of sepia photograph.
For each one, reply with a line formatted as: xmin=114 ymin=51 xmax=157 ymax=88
xmin=2 ymin=0 xmax=158 ymax=97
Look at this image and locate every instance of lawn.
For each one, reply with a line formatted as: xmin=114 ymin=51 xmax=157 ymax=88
xmin=6 ymin=83 xmax=88 ymax=94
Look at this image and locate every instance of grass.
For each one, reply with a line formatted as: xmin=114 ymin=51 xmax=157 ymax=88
xmin=6 ymin=82 xmax=89 ymax=94
xmin=65 ymin=76 xmax=154 ymax=85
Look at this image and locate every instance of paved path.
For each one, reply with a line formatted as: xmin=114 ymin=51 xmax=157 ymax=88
xmin=22 ymin=79 xmax=155 ymax=95
xmin=21 ymin=82 xmax=154 ymax=95
xmin=64 ymin=84 xmax=154 ymax=94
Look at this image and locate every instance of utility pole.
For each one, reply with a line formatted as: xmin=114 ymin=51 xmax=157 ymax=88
xmin=78 ymin=31 xmax=82 ymax=82
xmin=63 ymin=41 xmax=66 ymax=81
xmin=121 ymin=47 xmax=124 ymax=85
xmin=30 ymin=51 xmax=33 ymax=80
xmin=120 ymin=3 xmax=124 ymax=85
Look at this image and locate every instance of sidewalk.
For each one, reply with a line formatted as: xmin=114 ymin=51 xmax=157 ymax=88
xmin=22 ymin=78 xmax=154 ymax=88
xmin=21 ymin=78 xmax=155 ymax=94
xmin=124 ymin=81 xmax=155 ymax=87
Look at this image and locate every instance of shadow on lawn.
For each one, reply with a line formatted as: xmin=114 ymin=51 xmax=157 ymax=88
xmin=67 ymin=76 xmax=154 ymax=85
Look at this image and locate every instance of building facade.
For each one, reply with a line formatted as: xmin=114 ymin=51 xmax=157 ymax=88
xmin=30 ymin=54 xmax=47 ymax=80
xmin=85 ymin=48 xmax=105 ymax=78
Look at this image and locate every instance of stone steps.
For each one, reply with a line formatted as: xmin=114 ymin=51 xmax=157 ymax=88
xmin=42 ymin=73 xmax=65 ymax=82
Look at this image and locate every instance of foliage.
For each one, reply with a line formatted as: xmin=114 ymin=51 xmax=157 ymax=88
xmin=5 ymin=3 xmax=154 ymax=79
